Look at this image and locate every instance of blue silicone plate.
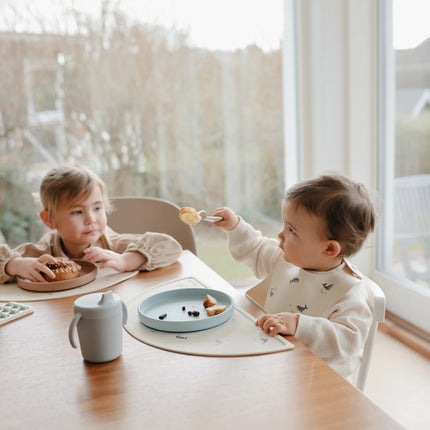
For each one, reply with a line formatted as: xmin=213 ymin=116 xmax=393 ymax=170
xmin=138 ymin=288 xmax=234 ymax=333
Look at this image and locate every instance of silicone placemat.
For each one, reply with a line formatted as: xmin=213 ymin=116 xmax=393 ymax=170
xmin=124 ymin=277 xmax=294 ymax=357
xmin=0 ymin=267 xmax=138 ymax=302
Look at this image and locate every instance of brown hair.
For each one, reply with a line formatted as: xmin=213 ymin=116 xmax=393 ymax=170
xmin=40 ymin=165 xmax=111 ymax=221
xmin=285 ymin=174 xmax=376 ymax=257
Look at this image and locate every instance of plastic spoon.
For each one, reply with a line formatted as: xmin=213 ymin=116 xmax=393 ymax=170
xmin=198 ymin=210 xmax=223 ymax=223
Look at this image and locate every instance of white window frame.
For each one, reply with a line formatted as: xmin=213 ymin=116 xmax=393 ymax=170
xmin=294 ymin=0 xmax=429 ymax=333
xmin=373 ymin=0 xmax=430 ymax=333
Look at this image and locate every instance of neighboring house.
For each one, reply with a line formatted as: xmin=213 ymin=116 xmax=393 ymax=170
xmin=396 ymin=36 xmax=430 ymax=89
xmin=396 ymin=88 xmax=430 ymax=117
xmin=395 ymin=36 xmax=430 ymax=117
xmin=0 ymin=32 xmax=67 ymax=174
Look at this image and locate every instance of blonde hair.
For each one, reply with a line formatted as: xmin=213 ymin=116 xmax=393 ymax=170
xmin=285 ymin=174 xmax=377 ymax=257
xmin=39 ymin=165 xmax=111 ymax=221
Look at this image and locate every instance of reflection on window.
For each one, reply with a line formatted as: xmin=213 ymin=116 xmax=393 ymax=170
xmin=392 ymin=19 xmax=430 ymax=286
xmin=0 ymin=1 xmax=286 ymax=282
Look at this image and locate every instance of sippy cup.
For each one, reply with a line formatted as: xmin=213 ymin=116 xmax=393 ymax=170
xmin=68 ymin=291 xmax=128 ymax=363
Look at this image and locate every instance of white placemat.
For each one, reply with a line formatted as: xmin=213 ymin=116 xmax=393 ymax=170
xmin=0 ymin=268 xmax=138 ymax=302
xmin=124 ymin=277 xmax=294 ymax=357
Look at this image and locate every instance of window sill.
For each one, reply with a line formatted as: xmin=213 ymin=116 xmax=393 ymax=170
xmin=379 ymin=311 xmax=430 ymax=360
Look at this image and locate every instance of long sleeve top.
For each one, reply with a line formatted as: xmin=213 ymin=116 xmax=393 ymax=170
xmin=226 ymin=218 xmax=373 ymax=384
xmin=0 ymin=226 xmax=182 ymax=284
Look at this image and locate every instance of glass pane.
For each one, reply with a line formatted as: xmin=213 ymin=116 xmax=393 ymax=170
xmin=392 ymin=0 xmax=430 ymax=286
xmin=0 ymin=0 xmax=286 ymax=284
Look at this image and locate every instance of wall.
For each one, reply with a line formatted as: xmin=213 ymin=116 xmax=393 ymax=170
xmin=294 ymin=0 xmax=377 ymax=274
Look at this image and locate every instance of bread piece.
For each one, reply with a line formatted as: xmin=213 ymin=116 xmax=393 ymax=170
xmin=203 ymin=294 xmax=217 ymax=308
xmin=205 ymin=304 xmax=226 ymax=317
xmin=179 ymin=207 xmax=201 ymax=226
xmin=45 ymin=258 xmax=81 ymax=281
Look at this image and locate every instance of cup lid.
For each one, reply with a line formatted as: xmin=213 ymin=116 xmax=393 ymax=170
xmin=73 ymin=291 xmax=121 ymax=317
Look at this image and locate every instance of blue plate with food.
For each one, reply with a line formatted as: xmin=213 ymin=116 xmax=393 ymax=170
xmin=138 ymin=288 xmax=234 ymax=332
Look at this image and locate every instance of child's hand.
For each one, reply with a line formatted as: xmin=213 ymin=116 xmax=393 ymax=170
xmin=255 ymin=312 xmax=299 ymax=337
xmin=5 ymin=254 xmax=57 ymax=282
xmin=212 ymin=207 xmax=240 ymax=231
xmin=83 ymin=247 xmax=146 ymax=272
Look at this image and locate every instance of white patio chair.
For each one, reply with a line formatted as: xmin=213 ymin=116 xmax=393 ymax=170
xmin=107 ymin=196 xmax=197 ymax=255
xmin=394 ymin=174 xmax=430 ymax=282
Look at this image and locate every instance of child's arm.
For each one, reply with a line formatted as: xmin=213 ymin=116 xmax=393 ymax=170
xmin=1 ymin=236 xmax=59 ymax=284
xmin=82 ymin=247 xmax=146 ymax=271
xmin=93 ymin=227 xmax=183 ymax=272
xmin=214 ymin=210 xmax=281 ymax=279
xmin=4 ymin=254 xmax=57 ymax=282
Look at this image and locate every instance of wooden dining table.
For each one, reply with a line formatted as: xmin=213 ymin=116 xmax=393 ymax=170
xmin=0 ymin=251 xmax=402 ymax=430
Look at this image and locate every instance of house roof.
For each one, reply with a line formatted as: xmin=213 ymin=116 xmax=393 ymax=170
xmin=396 ymin=88 xmax=430 ymax=116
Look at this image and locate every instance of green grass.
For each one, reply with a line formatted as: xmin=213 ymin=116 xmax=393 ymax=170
xmin=195 ymin=231 xmax=254 ymax=281
xmin=194 ymin=221 xmax=282 ymax=282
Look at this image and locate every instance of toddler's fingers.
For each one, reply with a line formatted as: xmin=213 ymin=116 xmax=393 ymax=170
xmin=36 ymin=261 xmax=55 ymax=281
xmin=262 ymin=317 xmax=282 ymax=335
xmin=38 ymin=254 xmax=56 ymax=264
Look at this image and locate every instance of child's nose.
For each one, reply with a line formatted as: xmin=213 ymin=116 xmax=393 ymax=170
xmin=85 ymin=212 xmax=96 ymax=223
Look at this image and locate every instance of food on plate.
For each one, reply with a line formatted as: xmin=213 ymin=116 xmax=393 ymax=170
xmin=158 ymin=313 xmax=167 ymax=320
xmin=179 ymin=207 xmax=201 ymax=226
xmin=44 ymin=258 xmax=81 ymax=281
xmin=187 ymin=310 xmax=200 ymax=317
xmin=203 ymin=293 xmax=226 ymax=316
xmin=205 ymin=304 xmax=227 ymax=317
xmin=203 ymin=294 xmax=218 ymax=308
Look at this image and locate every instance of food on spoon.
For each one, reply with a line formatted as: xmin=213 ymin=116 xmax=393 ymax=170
xmin=205 ymin=304 xmax=227 ymax=317
xmin=179 ymin=207 xmax=201 ymax=226
xmin=44 ymin=258 xmax=81 ymax=281
xmin=203 ymin=294 xmax=218 ymax=308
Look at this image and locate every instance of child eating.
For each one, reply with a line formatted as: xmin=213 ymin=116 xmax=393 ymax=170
xmin=213 ymin=173 xmax=377 ymax=384
xmin=0 ymin=164 xmax=182 ymax=283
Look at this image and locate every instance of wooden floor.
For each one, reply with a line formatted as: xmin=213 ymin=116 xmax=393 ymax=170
xmin=364 ymin=330 xmax=430 ymax=429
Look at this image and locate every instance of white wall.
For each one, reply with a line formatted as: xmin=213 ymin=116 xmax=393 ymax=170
xmin=294 ymin=0 xmax=377 ymax=275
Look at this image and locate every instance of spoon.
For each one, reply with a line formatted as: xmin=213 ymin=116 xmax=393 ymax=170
xmin=198 ymin=210 xmax=223 ymax=223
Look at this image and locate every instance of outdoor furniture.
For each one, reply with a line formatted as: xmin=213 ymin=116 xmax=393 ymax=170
xmin=394 ymin=174 xmax=430 ymax=283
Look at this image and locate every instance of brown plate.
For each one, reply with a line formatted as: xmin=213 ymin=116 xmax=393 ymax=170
xmin=17 ymin=260 xmax=98 ymax=292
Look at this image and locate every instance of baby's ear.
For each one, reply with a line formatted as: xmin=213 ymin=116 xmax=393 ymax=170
xmin=324 ymin=240 xmax=341 ymax=258
xmin=40 ymin=210 xmax=54 ymax=229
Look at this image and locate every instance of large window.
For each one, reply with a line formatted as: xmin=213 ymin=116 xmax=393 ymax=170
xmin=376 ymin=0 xmax=430 ymax=333
xmin=0 ymin=1 xmax=290 ymax=283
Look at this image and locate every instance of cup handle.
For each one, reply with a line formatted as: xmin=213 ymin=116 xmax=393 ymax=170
xmin=121 ymin=301 xmax=128 ymax=325
xmin=68 ymin=312 xmax=82 ymax=348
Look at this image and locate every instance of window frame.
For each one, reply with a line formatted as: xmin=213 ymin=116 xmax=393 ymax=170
xmin=294 ymin=0 xmax=429 ymax=333
xmin=373 ymin=0 xmax=430 ymax=333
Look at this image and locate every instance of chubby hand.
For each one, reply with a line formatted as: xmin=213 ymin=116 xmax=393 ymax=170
xmin=255 ymin=312 xmax=299 ymax=337
xmin=82 ymin=246 xmax=146 ymax=272
xmin=5 ymin=254 xmax=57 ymax=282
xmin=212 ymin=207 xmax=240 ymax=231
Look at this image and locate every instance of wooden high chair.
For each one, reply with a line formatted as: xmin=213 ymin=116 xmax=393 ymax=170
xmin=107 ymin=196 xmax=197 ymax=255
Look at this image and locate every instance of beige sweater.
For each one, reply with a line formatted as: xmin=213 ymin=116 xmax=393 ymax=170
xmin=0 ymin=226 xmax=182 ymax=284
